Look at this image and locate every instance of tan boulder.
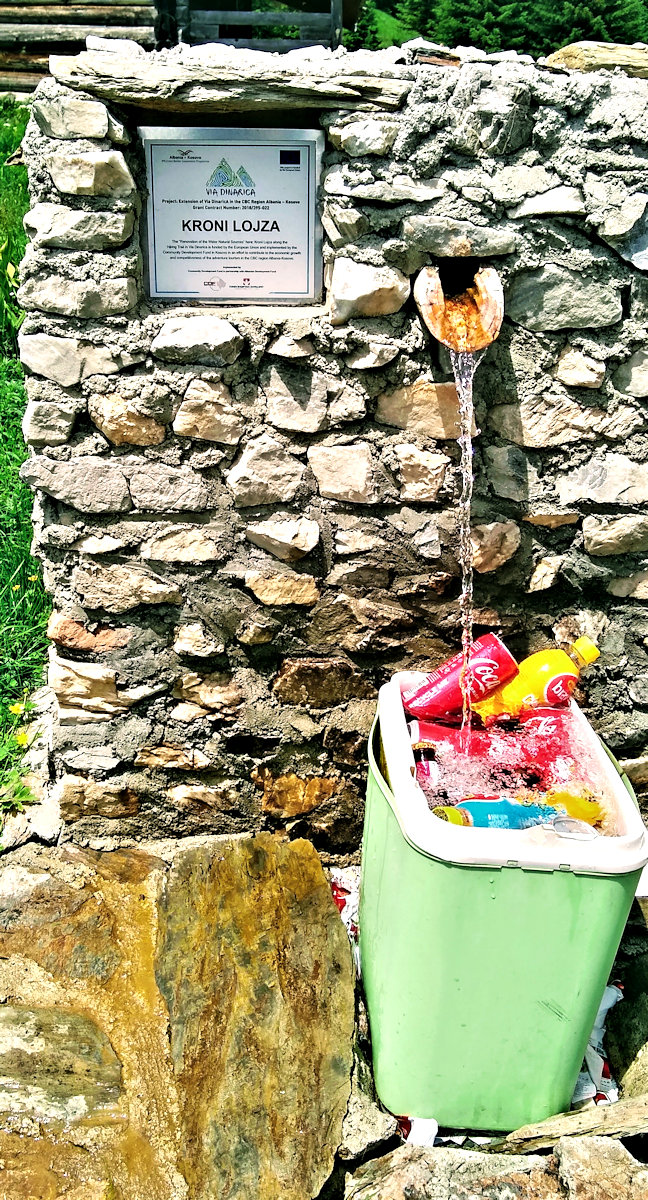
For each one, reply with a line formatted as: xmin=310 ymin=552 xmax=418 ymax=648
xmin=376 ymin=377 xmax=474 ymax=439
xmin=49 ymin=652 xmax=134 ymax=718
xmin=245 ymin=515 xmax=320 ymax=562
xmin=471 ymin=522 xmax=521 ymax=573
xmin=607 ymin=571 xmax=648 ymax=599
xmin=528 ymin=556 xmax=564 ymax=592
xmin=88 ymin=393 xmax=166 ymax=446
xmin=135 ymin=745 xmax=211 ymax=770
xmin=307 ymin=442 xmax=380 ymax=504
xmin=328 ymin=258 xmax=410 ymax=325
xmin=57 ymin=774 xmax=139 ymax=820
xmin=172 ymin=379 xmax=244 ymax=444
xmin=395 ymin=444 xmax=449 ymax=501
xmin=140 ymin=526 xmax=223 ymax=563
xmin=583 ymin=514 xmax=648 ymax=556
xmin=173 ymin=622 xmax=224 ymax=656
xmin=252 ymin=767 xmax=337 ymax=817
xmin=173 ymin=671 xmax=243 ymax=712
xmin=554 ymin=346 xmax=605 ymax=388
xmin=72 ymin=562 xmax=182 ymax=613
xmin=245 ymin=570 xmax=320 ymax=606
xmin=166 ymin=784 xmax=238 ymax=809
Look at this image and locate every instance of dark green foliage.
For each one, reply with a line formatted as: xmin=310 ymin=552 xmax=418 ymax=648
xmin=395 ymin=0 xmax=431 ymax=36
xmin=346 ymin=0 xmax=382 ymax=49
xmin=435 ymin=0 xmax=502 ymax=52
xmin=377 ymin=0 xmax=648 ymax=56
xmin=556 ymin=0 xmax=648 ymax=47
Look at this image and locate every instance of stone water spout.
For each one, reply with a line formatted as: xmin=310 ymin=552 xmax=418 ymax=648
xmin=414 ymin=265 xmax=504 ymax=353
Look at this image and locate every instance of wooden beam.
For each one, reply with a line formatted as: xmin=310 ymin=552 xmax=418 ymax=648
xmin=0 ymin=22 xmax=154 ymax=41
xmin=0 ymin=5 xmax=154 ymax=20
xmin=0 ymin=48 xmax=49 ymax=67
xmin=0 ymin=69 xmax=45 ymax=88
xmin=1 ymin=0 xmax=154 ymax=5
xmin=175 ymin=0 xmax=189 ymax=39
xmin=546 ymin=40 xmax=648 ymax=78
xmin=195 ymin=36 xmax=324 ymax=49
xmin=489 ymin=1093 xmax=648 ymax=1155
xmin=330 ymin=0 xmax=343 ymax=47
xmin=191 ymin=9 xmax=329 ymax=26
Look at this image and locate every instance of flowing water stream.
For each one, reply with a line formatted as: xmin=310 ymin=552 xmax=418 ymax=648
xmin=414 ymin=264 xmax=504 ymax=747
xmin=449 ymin=348 xmax=486 ymax=746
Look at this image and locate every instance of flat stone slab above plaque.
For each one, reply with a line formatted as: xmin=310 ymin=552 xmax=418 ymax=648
xmin=140 ymin=127 xmax=324 ymax=304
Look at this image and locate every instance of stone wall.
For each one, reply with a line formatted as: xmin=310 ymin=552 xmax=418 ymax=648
xmin=15 ymin=40 xmax=648 ymax=856
xmin=7 ymin=34 xmax=648 ymax=1200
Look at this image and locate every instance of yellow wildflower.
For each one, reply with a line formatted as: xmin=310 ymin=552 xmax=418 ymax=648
xmin=28 ymin=574 xmax=38 ymax=582
xmin=14 ymin=730 xmax=28 ymax=746
xmin=12 ymin=584 xmax=20 ymax=592
xmin=8 ymin=702 xmax=24 ymax=715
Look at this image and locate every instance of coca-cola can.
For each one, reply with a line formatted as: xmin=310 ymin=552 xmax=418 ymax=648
xmin=400 ymin=633 xmax=518 ymax=719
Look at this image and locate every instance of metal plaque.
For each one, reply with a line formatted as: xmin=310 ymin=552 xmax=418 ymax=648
xmin=139 ymin=127 xmax=323 ymax=303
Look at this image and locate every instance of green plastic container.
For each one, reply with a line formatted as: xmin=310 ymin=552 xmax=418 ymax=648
xmin=359 ymin=680 xmax=648 ymax=1131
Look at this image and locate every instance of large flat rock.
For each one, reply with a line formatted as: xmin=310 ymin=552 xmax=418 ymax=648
xmin=345 ymin=1138 xmax=648 ymax=1199
xmin=0 ymin=835 xmax=354 ymax=1200
xmin=50 ymin=43 xmax=414 ymax=112
xmin=156 ymin=834 xmax=355 ymax=1199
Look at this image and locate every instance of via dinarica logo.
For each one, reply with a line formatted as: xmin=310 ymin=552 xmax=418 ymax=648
xmin=206 ymin=158 xmax=255 ymax=193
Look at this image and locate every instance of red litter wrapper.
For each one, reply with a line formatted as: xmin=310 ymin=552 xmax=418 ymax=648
xmin=400 ymin=634 xmax=518 ymax=719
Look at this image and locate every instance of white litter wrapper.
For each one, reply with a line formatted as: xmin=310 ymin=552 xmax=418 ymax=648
xmin=571 ymin=984 xmax=623 ymax=1109
xmin=329 ymin=866 xmax=361 ymax=975
xmin=406 ymin=1118 xmax=438 ymax=1148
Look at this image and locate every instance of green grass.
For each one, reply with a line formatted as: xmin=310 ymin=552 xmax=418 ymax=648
xmin=0 ymin=96 xmax=29 ymax=356
xmin=374 ymin=7 xmax=419 ymax=46
xmin=0 ymin=359 xmax=50 ymax=784
xmin=0 ymin=96 xmax=50 ymax=819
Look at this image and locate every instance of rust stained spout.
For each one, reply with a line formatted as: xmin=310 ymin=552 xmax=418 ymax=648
xmin=414 ymin=266 xmax=504 ymax=353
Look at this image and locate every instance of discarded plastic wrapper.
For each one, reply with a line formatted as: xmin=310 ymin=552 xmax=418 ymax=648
xmin=405 ymin=1117 xmax=438 ymax=1147
xmin=571 ymin=983 xmax=623 ymax=1109
xmin=330 ymin=866 xmax=361 ymax=975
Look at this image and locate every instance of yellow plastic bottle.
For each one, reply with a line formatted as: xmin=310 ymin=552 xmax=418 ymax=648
xmin=473 ymin=636 xmax=600 ymax=720
xmin=544 ymin=790 xmax=604 ymax=827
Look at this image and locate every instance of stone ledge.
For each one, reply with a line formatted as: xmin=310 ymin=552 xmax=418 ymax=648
xmin=49 ymin=43 xmax=415 ymax=112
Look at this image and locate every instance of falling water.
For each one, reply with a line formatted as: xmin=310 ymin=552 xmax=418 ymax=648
xmin=450 ymin=347 xmax=486 ymax=744
xmin=413 ymin=264 xmax=503 ymax=745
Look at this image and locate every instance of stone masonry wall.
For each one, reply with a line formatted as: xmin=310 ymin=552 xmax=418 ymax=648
xmin=15 ymin=37 xmax=648 ymax=859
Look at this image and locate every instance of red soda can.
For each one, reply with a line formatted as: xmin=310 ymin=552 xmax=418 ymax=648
xmin=400 ymin=634 xmax=518 ymax=719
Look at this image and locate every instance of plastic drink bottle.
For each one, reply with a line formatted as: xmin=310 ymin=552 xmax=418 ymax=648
xmin=433 ymin=799 xmax=558 ymax=829
xmin=545 ymin=790 xmax=603 ymax=826
xmin=473 ymin=636 xmax=600 ymax=721
xmin=399 ymin=633 xmax=518 ymax=719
